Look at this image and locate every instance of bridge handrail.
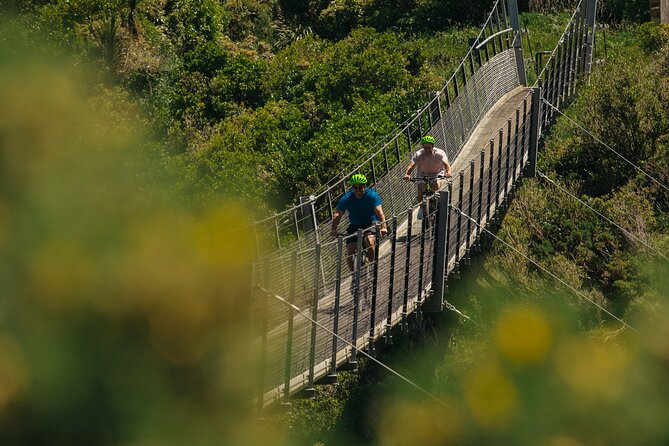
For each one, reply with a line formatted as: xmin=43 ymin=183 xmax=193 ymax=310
xmin=231 ymin=0 xmax=517 ymax=241
xmin=252 ymin=0 xmax=600 ymax=409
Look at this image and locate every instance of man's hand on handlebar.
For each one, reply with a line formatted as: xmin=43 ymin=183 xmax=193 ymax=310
xmin=406 ymin=174 xmax=449 ymax=182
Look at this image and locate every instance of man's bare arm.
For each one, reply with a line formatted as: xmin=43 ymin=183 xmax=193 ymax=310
xmin=403 ymin=160 xmax=416 ymax=181
xmin=374 ymin=206 xmax=388 ymax=237
xmin=331 ymin=209 xmax=344 ymax=236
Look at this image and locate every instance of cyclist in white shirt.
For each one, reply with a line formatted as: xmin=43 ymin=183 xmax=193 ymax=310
xmin=403 ymin=135 xmax=452 ymax=203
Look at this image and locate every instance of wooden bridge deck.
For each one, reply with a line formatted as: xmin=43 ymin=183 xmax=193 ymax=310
xmin=259 ymin=85 xmax=532 ymax=407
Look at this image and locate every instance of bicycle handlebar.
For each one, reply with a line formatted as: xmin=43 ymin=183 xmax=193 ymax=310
xmin=407 ymin=174 xmax=451 ymax=182
xmin=332 ymin=227 xmax=391 ymax=240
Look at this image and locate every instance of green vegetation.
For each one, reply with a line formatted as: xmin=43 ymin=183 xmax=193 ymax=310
xmin=2 ymin=0 xmax=668 ymax=444
xmin=2 ymin=0 xmax=633 ymax=217
xmin=2 ymin=0 xmax=481 ymax=216
xmin=495 ymin=22 xmax=669 ymax=313
xmin=270 ymin=21 xmax=669 ymax=446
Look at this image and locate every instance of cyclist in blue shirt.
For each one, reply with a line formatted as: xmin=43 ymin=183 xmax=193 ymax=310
xmin=331 ymin=174 xmax=388 ymax=271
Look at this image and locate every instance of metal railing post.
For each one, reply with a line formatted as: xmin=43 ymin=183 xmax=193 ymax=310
xmin=368 ymin=223 xmax=381 ymax=356
xmin=576 ymin=3 xmax=587 ymax=78
xmin=425 ymin=188 xmax=450 ymax=312
xmin=466 ymin=160 xmax=475 ymax=264
xmin=350 ymin=229 xmax=364 ymax=368
xmin=522 ymin=96 xmax=529 ymax=166
xmin=304 ymin=242 xmax=321 ymax=398
xmin=513 ymin=108 xmax=520 ymax=187
xmin=477 ymin=149 xmax=485 ymax=250
xmin=495 ymin=128 xmax=503 ymax=221
xmin=299 ymin=195 xmax=318 ymax=238
xmin=257 ymin=257 xmax=271 ymax=410
xmin=417 ymin=200 xmax=428 ymax=320
xmin=293 ymin=209 xmax=300 ymax=240
xmin=281 ymin=251 xmax=298 ymax=407
xmin=507 ymin=0 xmax=528 ymax=85
xmin=455 ymin=171 xmax=464 ymax=277
xmin=487 ymin=139 xmax=495 ymax=227
xmin=444 ymin=182 xmax=454 ymax=290
xmin=526 ymin=80 xmax=542 ymax=178
xmin=584 ymin=0 xmax=598 ymax=75
xmin=402 ymin=208 xmax=413 ymax=331
xmin=553 ymin=44 xmax=563 ymax=111
xmin=428 ymin=91 xmax=442 ymax=129
xmin=561 ymin=34 xmax=569 ymax=100
xmin=327 ymin=238 xmax=344 ymax=383
xmin=327 ymin=190 xmax=335 ymax=222
xmin=565 ymin=21 xmax=575 ymax=100
xmin=504 ymin=118 xmax=512 ymax=203
xmin=386 ymin=216 xmax=398 ymax=343
xmin=394 ymin=138 xmax=402 ymax=164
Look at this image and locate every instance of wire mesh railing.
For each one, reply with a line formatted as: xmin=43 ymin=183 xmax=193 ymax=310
xmin=249 ymin=0 xmax=598 ymax=409
xmin=248 ymin=0 xmax=522 ymax=259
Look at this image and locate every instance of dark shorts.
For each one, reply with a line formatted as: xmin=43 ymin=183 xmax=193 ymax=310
xmin=346 ymin=224 xmax=376 ymax=244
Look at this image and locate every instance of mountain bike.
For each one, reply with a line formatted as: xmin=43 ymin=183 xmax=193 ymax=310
xmin=336 ymin=227 xmax=389 ymax=305
xmin=408 ymin=174 xmax=449 ymax=228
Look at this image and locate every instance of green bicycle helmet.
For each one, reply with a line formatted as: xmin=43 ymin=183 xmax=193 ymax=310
xmin=421 ymin=135 xmax=436 ymax=145
xmin=349 ymin=173 xmax=368 ymax=185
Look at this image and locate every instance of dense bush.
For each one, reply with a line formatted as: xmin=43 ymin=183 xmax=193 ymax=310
xmin=490 ymin=23 xmax=669 ymax=315
xmin=601 ymin=0 xmax=650 ymax=23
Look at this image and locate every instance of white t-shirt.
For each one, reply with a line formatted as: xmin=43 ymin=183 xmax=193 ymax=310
xmin=411 ymin=147 xmax=449 ymax=177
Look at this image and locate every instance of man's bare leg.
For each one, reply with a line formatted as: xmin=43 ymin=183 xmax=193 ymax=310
xmin=416 ymin=181 xmax=426 ymax=203
xmin=346 ymin=242 xmax=356 ymax=272
xmin=364 ymin=234 xmax=376 ymax=263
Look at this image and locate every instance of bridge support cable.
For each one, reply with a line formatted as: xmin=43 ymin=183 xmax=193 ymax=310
xmin=249 ymin=0 xmax=596 ymax=408
xmin=537 ymin=171 xmax=669 ymax=261
xmin=256 ymin=286 xmax=453 ymax=410
xmin=450 ymin=206 xmax=638 ymax=333
xmin=443 ymin=300 xmax=485 ymax=329
xmin=542 ymin=99 xmax=669 ymax=195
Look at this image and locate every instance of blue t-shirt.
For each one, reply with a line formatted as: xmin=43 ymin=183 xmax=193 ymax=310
xmin=336 ymin=188 xmax=382 ymax=226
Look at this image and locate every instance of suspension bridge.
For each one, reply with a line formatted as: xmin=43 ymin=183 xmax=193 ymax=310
xmin=248 ymin=0 xmax=602 ymax=410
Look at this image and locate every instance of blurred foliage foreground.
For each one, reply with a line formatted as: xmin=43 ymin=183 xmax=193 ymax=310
xmin=0 ymin=37 xmax=284 ymax=445
xmin=374 ymin=264 xmax=669 ymax=446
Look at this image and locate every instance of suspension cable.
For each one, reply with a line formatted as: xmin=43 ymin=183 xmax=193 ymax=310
xmin=256 ymin=286 xmax=453 ymax=409
xmin=537 ymin=170 xmax=668 ymax=261
xmin=443 ymin=300 xmax=485 ymax=329
xmin=542 ymin=99 xmax=669 ymax=194
xmin=450 ymin=206 xmax=638 ymax=333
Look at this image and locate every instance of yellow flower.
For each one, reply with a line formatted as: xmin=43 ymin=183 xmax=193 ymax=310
xmin=378 ymin=400 xmax=462 ymax=446
xmin=495 ymin=306 xmax=553 ymax=365
xmin=464 ymin=362 xmax=517 ymax=429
